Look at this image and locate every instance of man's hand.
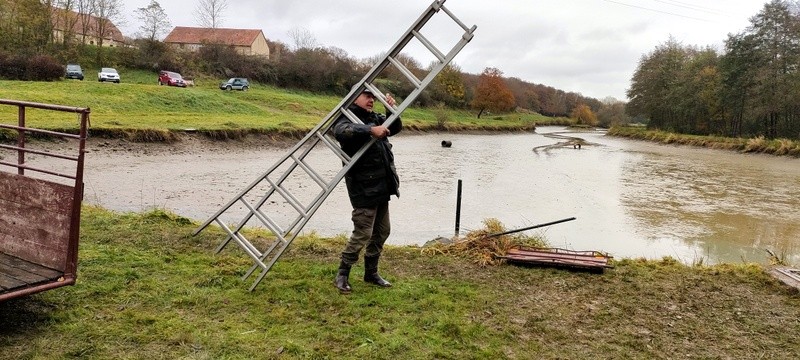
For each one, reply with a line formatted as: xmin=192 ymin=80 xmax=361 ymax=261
xmin=370 ymin=125 xmax=390 ymax=138
xmin=386 ymin=93 xmax=396 ymax=108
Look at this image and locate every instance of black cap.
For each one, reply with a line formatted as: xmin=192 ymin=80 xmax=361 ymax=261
xmin=352 ymin=84 xmax=374 ymax=96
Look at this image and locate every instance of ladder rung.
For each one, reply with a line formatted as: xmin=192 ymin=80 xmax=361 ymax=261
xmin=364 ymin=83 xmax=399 ymax=114
xmin=240 ymin=198 xmax=286 ymax=238
xmin=412 ymin=30 xmax=445 ymax=62
xmin=439 ymin=3 xmax=472 ymax=33
xmin=265 ymin=178 xmax=307 ymax=217
xmin=388 ymin=56 xmax=422 ymax=89
xmin=290 ymin=154 xmax=328 ymax=189
xmin=315 ymin=131 xmax=352 ymax=164
xmin=215 ymin=219 xmax=264 ymax=262
xmin=341 ymin=107 xmax=364 ymax=125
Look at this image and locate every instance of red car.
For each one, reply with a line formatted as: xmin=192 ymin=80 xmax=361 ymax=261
xmin=158 ymin=71 xmax=187 ymax=87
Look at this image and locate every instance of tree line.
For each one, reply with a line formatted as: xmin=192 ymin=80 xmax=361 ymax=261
xmin=627 ymin=0 xmax=800 ymax=140
xmin=0 ymin=0 xmax=631 ymax=124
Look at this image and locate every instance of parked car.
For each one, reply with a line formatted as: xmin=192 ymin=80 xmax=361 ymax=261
xmin=219 ymin=78 xmax=249 ymax=91
xmin=98 ymin=68 xmax=120 ymax=83
xmin=158 ymin=70 xmax=187 ymax=87
xmin=65 ymin=64 xmax=84 ymax=80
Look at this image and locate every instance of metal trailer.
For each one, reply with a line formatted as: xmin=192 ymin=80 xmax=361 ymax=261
xmin=0 ymin=99 xmax=89 ymax=302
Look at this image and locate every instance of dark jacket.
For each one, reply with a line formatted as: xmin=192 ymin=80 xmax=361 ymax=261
xmin=333 ymin=104 xmax=402 ymax=208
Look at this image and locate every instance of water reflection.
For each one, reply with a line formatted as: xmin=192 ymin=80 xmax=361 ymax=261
xmin=615 ymin=135 xmax=800 ymax=264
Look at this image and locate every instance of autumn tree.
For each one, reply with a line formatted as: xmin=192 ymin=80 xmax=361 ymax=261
xmin=571 ymin=104 xmax=598 ymax=126
xmin=194 ymin=0 xmax=228 ymax=28
xmin=430 ymin=63 xmax=466 ymax=107
xmin=596 ymin=97 xmax=630 ymax=127
xmin=136 ymin=0 xmax=171 ymax=41
xmin=470 ymin=67 xmax=515 ymax=118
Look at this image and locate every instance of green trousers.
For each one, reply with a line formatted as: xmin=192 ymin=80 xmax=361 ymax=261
xmin=341 ymin=201 xmax=390 ymax=266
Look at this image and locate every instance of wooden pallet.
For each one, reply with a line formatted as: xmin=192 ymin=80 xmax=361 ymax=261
xmin=498 ymin=246 xmax=613 ymax=272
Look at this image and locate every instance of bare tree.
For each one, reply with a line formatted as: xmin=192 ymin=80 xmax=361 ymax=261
xmin=194 ymin=0 xmax=228 ymax=28
xmin=135 ymin=0 xmax=171 ymax=41
xmin=93 ymin=0 xmax=124 ymax=47
xmin=287 ymin=27 xmax=319 ymax=50
xmin=76 ymin=0 xmax=95 ymax=44
xmin=55 ymin=0 xmax=81 ymax=45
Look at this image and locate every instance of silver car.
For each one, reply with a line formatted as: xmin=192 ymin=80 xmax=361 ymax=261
xmin=98 ymin=68 xmax=120 ymax=83
xmin=219 ymin=78 xmax=249 ymax=91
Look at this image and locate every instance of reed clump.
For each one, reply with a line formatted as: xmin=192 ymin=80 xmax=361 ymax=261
xmin=422 ymin=218 xmax=548 ymax=266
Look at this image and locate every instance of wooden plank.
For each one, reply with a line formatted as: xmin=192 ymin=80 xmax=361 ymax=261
xmin=0 ymin=273 xmax=27 ymax=290
xmin=0 ymin=253 xmax=62 ymax=278
xmin=0 ymin=262 xmax=48 ymax=284
xmin=503 ymin=247 xmax=613 ymax=270
xmin=0 ymin=171 xmax=74 ymax=213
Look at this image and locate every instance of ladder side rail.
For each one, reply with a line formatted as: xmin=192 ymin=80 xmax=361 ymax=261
xmin=244 ymin=164 xmax=351 ymax=290
xmin=247 ymin=238 xmax=296 ymax=291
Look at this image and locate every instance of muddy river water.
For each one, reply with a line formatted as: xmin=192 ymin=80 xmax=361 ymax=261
xmin=32 ymin=127 xmax=800 ymax=265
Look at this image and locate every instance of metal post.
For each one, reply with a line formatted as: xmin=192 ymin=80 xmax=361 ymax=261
xmin=455 ymin=179 xmax=462 ymax=237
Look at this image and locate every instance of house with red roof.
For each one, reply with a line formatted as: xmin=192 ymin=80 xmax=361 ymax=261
xmin=51 ymin=8 xmax=126 ymax=47
xmin=163 ymin=27 xmax=270 ymax=58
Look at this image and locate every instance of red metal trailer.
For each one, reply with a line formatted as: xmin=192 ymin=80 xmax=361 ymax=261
xmin=0 ymin=99 xmax=89 ymax=302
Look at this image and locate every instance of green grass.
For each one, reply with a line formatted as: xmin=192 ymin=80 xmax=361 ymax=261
xmin=608 ymin=125 xmax=800 ymax=157
xmin=0 ymin=72 xmax=568 ymax=140
xmin=1 ymin=206 xmax=799 ymax=359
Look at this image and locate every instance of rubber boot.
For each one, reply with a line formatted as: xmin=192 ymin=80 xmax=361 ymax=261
xmin=334 ymin=262 xmax=352 ymax=294
xmin=363 ymin=256 xmax=392 ymax=287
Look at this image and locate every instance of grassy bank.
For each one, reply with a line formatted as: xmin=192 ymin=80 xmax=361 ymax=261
xmin=608 ymin=126 xmax=800 ymax=157
xmin=1 ymin=207 xmax=799 ymax=359
xmin=0 ymin=73 xmax=569 ymax=141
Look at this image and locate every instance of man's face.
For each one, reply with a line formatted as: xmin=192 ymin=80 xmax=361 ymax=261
xmin=354 ymin=92 xmax=375 ymax=112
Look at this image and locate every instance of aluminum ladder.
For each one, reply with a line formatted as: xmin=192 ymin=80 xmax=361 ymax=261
xmin=193 ymin=0 xmax=476 ymax=291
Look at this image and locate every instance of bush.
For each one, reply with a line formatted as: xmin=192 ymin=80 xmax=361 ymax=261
xmin=26 ymin=55 xmax=64 ymax=81
xmin=0 ymin=52 xmax=27 ymax=80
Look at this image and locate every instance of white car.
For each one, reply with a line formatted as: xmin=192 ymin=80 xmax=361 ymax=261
xmin=98 ymin=67 xmax=120 ymax=83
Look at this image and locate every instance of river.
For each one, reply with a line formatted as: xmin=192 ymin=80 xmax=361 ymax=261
xmin=29 ymin=126 xmax=800 ymax=265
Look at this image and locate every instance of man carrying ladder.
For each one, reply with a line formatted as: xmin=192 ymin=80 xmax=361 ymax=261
xmin=332 ymin=88 xmax=401 ymax=294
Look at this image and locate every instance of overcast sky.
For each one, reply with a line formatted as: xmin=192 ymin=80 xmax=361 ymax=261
xmin=118 ymin=0 xmax=768 ymax=101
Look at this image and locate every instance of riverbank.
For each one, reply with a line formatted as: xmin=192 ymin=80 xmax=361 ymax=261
xmin=607 ymin=126 xmax=800 ymax=157
xmin=1 ymin=206 xmax=798 ymax=359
